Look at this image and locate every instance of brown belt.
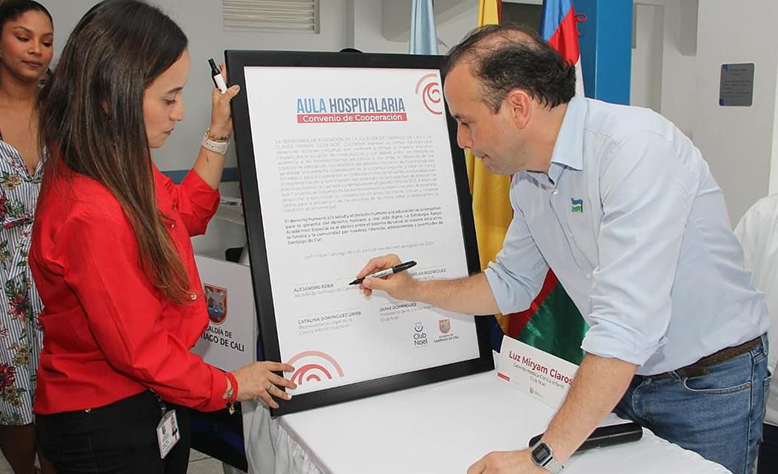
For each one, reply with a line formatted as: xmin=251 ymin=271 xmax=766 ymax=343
xmin=648 ymin=336 xmax=762 ymax=379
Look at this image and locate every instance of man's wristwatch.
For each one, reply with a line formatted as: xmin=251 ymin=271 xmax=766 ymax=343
xmin=531 ymin=441 xmax=564 ymax=473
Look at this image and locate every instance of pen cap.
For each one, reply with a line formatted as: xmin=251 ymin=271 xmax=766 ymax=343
xmin=208 ymin=58 xmax=220 ymax=76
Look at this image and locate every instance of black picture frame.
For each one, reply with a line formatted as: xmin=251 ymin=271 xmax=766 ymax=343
xmin=225 ymin=50 xmax=494 ymax=416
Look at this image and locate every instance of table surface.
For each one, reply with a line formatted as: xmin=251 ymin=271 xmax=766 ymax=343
xmin=260 ymin=360 xmax=731 ymax=474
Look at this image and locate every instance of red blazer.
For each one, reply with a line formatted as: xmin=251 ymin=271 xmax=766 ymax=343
xmin=30 ymin=165 xmax=228 ymax=414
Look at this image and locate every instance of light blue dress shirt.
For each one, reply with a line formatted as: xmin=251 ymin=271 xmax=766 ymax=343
xmin=484 ymin=96 xmax=770 ymax=376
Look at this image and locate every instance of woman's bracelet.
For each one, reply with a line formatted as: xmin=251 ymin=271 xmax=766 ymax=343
xmin=206 ymin=128 xmax=230 ymax=142
xmin=202 ymin=129 xmax=230 ymax=155
xmin=225 ymin=372 xmax=238 ymax=414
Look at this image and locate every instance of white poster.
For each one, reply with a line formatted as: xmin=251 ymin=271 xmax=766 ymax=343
xmin=192 ymin=255 xmax=256 ymax=372
xmin=243 ymin=65 xmax=482 ymax=396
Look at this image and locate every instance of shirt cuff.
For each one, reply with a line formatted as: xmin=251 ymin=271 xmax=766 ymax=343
xmin=206 ymin=368 xmax=230 ymax=412
xmin=580 ymin=322 xmax=666 ymax=367
xmin=182 ymin=170 xmax=220 ymax=214
xmin=180 ymin=170 xmax=220 ymax=235
xmin=484 ymin=263 xmax=528 ymax=315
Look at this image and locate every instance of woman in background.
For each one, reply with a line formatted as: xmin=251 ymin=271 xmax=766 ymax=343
xmin=31 ymin=1 xmax=295 ymax=473
xmin=0 ymin=1 xmax=53 ymax=473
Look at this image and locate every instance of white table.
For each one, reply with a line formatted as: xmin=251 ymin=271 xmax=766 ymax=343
xmin=242 ymin=357 xmax=730 ymax=474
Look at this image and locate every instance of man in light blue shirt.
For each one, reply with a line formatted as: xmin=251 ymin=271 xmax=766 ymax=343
xmin=357 ymin=24 xmax=770 ymax=474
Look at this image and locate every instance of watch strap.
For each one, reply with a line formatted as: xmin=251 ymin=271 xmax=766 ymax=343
xmin=202 ymin=132 xmax=230 ymax=155
xmin=541 ymin=456 xmax=563 ymax=474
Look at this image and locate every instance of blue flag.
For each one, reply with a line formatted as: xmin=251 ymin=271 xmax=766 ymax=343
xmin=409 ymin=0 xmax=438 ymax=55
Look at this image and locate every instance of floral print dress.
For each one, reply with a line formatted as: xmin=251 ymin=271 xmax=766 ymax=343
xmin=0 ymin=133 xmax=43 ymax=425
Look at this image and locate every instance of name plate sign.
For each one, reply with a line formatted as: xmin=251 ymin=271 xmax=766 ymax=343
xmin=497 ymin=336 xmax=579 ymax=409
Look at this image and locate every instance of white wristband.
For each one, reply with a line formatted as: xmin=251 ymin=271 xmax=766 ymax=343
xmin=201 ymin=133 xmax=229 ymax=155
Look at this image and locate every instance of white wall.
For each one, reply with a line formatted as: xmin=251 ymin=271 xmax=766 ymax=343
xmin=693 ymin=0 xmax=778 ymax=224
xmin=631 ymin=0 xmax=778 ymax=223
xmin=631 ymin=3 xmax=664 ymax=113
xmin=654 ymin=0 xmax=695 ymax=139
xmin=436 ymin=3 xmax=478 ymax=54
xmin=630 ymin=0 xmax=695 ymax=138
xmin=349 ymin=0 xmax=406 ymax=53
xmin=351 ymin=0 xmax=481 ymax=56
xmin=771 ymin=59 xmax=778 ymax=196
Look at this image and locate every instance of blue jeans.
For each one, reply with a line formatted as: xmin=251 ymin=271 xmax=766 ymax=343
xmin=615 ymin=335 xmax=770 ymax=474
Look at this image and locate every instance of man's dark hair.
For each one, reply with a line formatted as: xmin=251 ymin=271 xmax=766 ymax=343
xmin=444 ymin=23 xmax=576 ymax=112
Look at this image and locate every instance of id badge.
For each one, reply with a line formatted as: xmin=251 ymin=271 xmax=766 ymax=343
xmin=156 ymin=409 xmax=181 ymax=459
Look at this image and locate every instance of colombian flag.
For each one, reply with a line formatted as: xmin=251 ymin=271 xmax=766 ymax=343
xmin=540 ymin=0 xmax=585 ymax=97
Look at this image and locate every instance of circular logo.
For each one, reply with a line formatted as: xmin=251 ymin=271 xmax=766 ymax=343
xmin=415 ymin=73 xmax=443 ymax=115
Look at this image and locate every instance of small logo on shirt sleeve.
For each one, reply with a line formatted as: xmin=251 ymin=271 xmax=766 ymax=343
xmin=571 ymin=198 xmax=584 ymax=213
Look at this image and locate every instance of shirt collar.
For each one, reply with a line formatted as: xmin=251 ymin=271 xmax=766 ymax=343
xmin=548 ymin=95 xmax=587 ymax=175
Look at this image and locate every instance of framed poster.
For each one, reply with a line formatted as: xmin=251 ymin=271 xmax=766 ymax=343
xmin=226 ymin=50 xmax=493 ymax=416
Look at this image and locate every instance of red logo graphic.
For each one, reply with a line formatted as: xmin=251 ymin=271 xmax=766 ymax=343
xmin=415 ymin=73 xmax=443 ymax=115
xmin=287 ymin=351 xmax=345 ymax=386
xmin=204 ymin=284 xmax=227 ymax=325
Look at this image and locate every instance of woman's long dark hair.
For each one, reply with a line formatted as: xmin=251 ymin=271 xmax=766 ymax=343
xmin=38 ymin=0 xmax=191 ymax=302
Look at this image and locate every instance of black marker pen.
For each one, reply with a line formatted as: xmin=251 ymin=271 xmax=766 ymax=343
xmin=209 ymin=58 xmax=227 ymax=94
xmin=349 ymin=261 xmax=417 ymax=285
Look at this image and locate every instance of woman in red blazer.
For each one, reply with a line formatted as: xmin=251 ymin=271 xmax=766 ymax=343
xmin=30 ymin=1 xmax=296 ymax=473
